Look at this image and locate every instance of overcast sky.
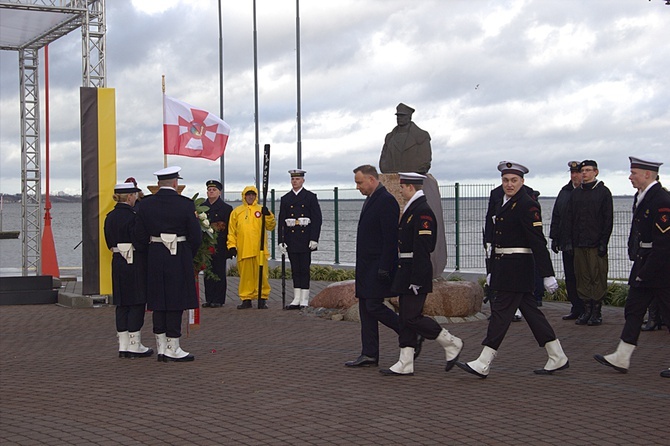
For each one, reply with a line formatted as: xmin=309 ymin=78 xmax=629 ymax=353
xmin=1 ymin=0 xmax=669 ymax=198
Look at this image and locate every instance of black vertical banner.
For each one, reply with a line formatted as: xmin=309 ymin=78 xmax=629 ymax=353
xmin=80 ymin=87 xmax=100 ymax=295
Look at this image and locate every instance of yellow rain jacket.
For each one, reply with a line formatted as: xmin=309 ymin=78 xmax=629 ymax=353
xmin=227 ymin=185 xmax=276 ymax=260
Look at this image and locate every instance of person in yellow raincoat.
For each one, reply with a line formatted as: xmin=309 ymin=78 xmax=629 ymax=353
xmin=227 ymin=185 xmax=276 ymax=309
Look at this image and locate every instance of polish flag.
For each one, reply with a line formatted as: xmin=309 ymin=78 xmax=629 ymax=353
xmin=163 ymin=95 xmax=230 ymax=161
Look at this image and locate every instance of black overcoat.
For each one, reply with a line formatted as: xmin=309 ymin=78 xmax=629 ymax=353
xmin=391 ymin=194 xmax=436 ymax=294
xmin=627 ymin=182 xmax=670 ymax=288
xmin=490 ymin=190 xmax=554 ymax=293
xmin=206 ymin=196 xmax=233 ymax=258
xmin=134 ymin=188 xmax=202 ymax=311
xmin=103 ymin=203 xmax=146 ymax=306
xmin=355 ymin=185 xmax=399 ymax=299
xmin=278 ymin=188 xmax=323 ymax=253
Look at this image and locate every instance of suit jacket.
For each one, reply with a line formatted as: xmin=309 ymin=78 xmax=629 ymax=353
xmin=490 ymin=190 xmax=554 ymax=293
xmin=355 ymin=185 xmax=399 ymax=299
xmin=103 ymin=203 xmax=146 ymax=306
xmin=392 ymin=194 xmax=436 ymax=295
xmin=278 ymin=188 xmax=323 ymax=253
xmin=134 ymin=188 xmax=202 ymax=311
xmin=628 ymin=182 xmax=670 ymax=288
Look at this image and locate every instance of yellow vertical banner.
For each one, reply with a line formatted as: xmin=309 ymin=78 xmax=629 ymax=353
xmin=97 ymin=88 xmax=116 ymax=295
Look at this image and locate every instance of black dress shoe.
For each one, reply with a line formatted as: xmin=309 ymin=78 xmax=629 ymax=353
xmin=379 ymin=368 xmax=413 ymax=376
xmin=661 ymin=369 xmax=670 ymax=378
xmin=593 ymin=354 xmax=627 ymax=373
xmin=455 ymin=361 xmax=487 ymax=378
xmin=533 ymin=361 xmax=569 ymax=375
xmin=345 ymin=355 xmax=378 ymax=367
xmin=562 ymin=312 xmax=579 ymax=320
xmin=164 ymin=353 xmax=195 ymax=362
xmin=201 ymin=302 xmax=211 ymax=308
xmin=210 ymin=302 xmax=223 ymax=308
xmin=285 ymin=304 xmax=301 ymax=310
xmin=414 ymin=335 xmax=425 ymax=359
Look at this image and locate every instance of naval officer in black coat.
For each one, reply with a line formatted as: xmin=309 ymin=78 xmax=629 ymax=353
xmin=278 ymin=169 xmax=323 ymax=309
xmin=595 ymin=157 xmax=670 ymax=378
xmin=202 ymin=180 xmax=233 ymax=308
xmin=379 ymin=173 xmax=463 ymax=376
xmin=457 ymin=161 xmax=568 ymax=378
xmin=135 ymin=166 xmax=202 ymax=362
xmin=345 ymin=165 xmax=400 ymax=367
xmin=104 ymin=182 xmax=153 ymax=359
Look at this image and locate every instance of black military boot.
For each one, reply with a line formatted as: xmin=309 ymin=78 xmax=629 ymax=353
xmin=237 ymin=300 xmax=252 ymax=310
xmin=575 ymin=300 xmax=593 ymax=325
xmin=587 ymin=300 xmax=602 ymax=326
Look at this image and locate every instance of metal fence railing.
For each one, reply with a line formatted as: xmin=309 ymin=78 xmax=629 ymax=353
xmin=224 ymin=184 xmax=633 ymax=282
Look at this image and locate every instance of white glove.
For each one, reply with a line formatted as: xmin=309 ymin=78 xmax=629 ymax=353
xmin=486 ymin=273 xmax=491 ymax=286
xmin=279 ymin=243 xmax=287 ymax=255
xmin=298 ymin=217 xmax=311 ymax=226
xmin=486 ymin=243 xmax=492 ymax=258
xmin=308 ymin=240 xmax=318 ymax=250
xmin=543 ymin=276 xmax=558 ymax=294
xmin=409 ymin=284 xmax=421 ymax=295
xmin=285 ymin=218 xmax=296 ymax=227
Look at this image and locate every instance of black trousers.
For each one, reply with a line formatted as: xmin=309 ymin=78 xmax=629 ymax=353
xmin=152 ymin=310 xmax=184 ymax=338
xmin=621 ymin=286 xmax=670 ymax=345
xmin=562 ymin=250 xmax=584 ymax=314
xmin=204 ymin=254 xmax=228 ymax=304
xmin=398 ymin=293 xmax=442 ymax=348
xmin=115 ymin=304 xmax=146 ymax=332
xmin=288 ymin=251 xmax=311 ymax=289
xmin=483 ymin=290 xmax=556 ymax=350
xmin=358 ymin=298 xmax=399 ymax=359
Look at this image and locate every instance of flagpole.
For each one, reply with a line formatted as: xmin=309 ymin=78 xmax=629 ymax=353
xmin=296 ymin=0 xmax=302 ymax=169
xmin=162 ymin=75 xmax=167 ymax=168
xmin=253 ymin=0 xmax=260 ymax=191
xmin=218 ymin=0 xmax=226 ymax=197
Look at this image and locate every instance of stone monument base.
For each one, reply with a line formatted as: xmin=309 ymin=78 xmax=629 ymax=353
xmin=310 ymin=279 xmax=483 ymax=319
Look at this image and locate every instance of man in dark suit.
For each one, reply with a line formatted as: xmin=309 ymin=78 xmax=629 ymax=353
xmin=202 ymin=180 xmax=233 ymax=308
xmin=595 ymin=157 xmax=670 ymax=378
xmin=279 ymin=169 xmax=323 ymax=310
xmin=135 ymin=166 xmax=202 ymax=362
xmin=345 ymin=165 xmax=400 ymax=367
xmin=379 ymin=173 xmax=462 ymax=376
xmin=457 ymin=161 xmax=568 ymax=378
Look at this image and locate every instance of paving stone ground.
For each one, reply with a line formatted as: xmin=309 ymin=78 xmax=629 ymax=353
xmin=1 ymin=277 xmax=668 ymax=445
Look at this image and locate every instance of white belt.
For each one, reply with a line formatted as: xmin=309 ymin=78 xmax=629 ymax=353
xmin=639 ymin=242 xmax=652 ymax=248
xmin=112 ymin=243 xmax=135 ymax=264
xmin=398 ymin=252 xmax=414 ymax=259
xmin=150 ymin=234 xmax=187 ymax=255
xmin=286 ymin=217 xmax=311 ymax=227
xmin=495 ymin=247 xmax=532 ymax=255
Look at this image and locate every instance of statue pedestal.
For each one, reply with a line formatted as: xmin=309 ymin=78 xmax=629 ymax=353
xmin=379 ymin=173 xmax=448 ymax=279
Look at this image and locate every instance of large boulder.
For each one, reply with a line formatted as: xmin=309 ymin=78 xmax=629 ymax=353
xmin=388 ymin=280 xmax=483 ymax=317
xmin=311 ymin=278 xmax=483 ymax=318
xmin=310 ymin=280 xmax=357 ymax=309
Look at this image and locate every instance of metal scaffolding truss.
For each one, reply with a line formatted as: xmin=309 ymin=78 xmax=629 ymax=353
xmin=0 ymin=0 xmax=106 ymax=275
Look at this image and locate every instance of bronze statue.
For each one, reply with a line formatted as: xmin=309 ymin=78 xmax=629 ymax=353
xmin=379 ymin=103 xmax=432 ymax=174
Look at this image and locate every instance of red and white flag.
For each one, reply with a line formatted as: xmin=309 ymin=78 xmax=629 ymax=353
xmin=163 ymin=95 xmax=230 ymax=161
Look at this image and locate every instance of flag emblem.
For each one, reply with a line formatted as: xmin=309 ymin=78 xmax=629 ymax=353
xmin=163 ymin=95 xmax=230 ymax=161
